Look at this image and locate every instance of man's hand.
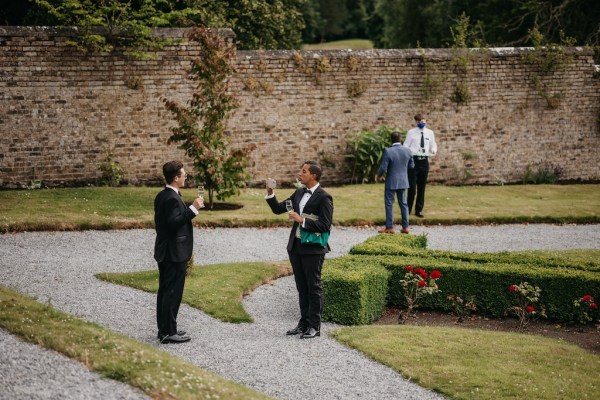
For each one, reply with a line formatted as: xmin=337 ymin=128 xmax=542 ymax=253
xmin=192 ymin=197 xmax=205 ymax=209
xmin=377 ymin=175 xmax=385 ymax=182
xmin=288 ymin=211 xmax=303 ymax=223
xmin=265 ymin=179 xmax=274 ymax=196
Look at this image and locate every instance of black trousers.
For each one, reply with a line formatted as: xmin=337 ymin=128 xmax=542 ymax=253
xmin=288 ymin=239 xmax=325 ymax=330
xmin=157 ymin=259 xmax=187 ymax=337
xmin=407 ymin=157 xmax=429 ymax=215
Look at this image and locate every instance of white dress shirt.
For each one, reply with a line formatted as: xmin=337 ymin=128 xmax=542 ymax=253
xmin=265 ymin=183 xmax=319 ymax=227
xmin=166 ymin=185 xmax=199 ymax=215
xmin=404 ymin=127 xmax=437 ymax=156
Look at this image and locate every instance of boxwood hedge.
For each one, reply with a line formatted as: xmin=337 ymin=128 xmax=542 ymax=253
xmin=323 ymin=234 xmax=600 ymax=325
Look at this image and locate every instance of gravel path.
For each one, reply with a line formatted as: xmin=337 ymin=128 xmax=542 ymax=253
xmin=1 ymin=224 xmax=599 ymax=400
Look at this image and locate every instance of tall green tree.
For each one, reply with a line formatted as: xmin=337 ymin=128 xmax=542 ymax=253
xmin=299 ymin=0 xmax=324 ymax=43
xmin=200 ymin=0 xmax=304 ymax=49
xmin=163 ymin=26 xmax=255 ymax=209
xmin=372 ymin=0 xmax=599 ymax=50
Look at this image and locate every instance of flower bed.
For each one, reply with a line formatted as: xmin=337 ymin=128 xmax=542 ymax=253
xmin=323 ymin=235 xmax=600 ymax=325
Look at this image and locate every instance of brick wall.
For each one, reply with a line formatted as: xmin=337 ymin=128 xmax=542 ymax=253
xmin=1 ymin=27 xmax=599 ymax=188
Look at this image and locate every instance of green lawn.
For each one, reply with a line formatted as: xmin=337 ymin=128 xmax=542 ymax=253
xmin=0 ymin=285 xmax=270 ymax=400
xmin=302 ymin=38 xmax=374 ymax=50
xmin=1 ymin=183 xmax=599 ymax=399
xmin=97 ymin=261 xmax=291 ymax=323
xmin=332 ymin=325 xmax=600 ymax=400
xmin=0 ymin=184 xmax=598 ymax=232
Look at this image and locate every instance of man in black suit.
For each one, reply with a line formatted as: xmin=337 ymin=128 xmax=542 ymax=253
xmin=154 ymin=161 xmax=204 ymax=343
xmin=266 ymin=161 xmax=334 ymax=339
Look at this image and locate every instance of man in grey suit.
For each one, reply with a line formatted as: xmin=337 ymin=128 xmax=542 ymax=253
xmin=154 ymin=161 xmax=204 ymax=343
xmin=377 ymin=131 xmax=414 ymax=234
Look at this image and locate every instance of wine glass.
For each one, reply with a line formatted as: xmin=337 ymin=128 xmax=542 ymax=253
xmin=197 ymin=185 xmax=204 ymax=199
xmin=285 ymin=199 xmax=293 ymax=213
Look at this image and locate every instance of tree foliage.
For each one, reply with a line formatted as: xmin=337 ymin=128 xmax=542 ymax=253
xmin=163 ymin=26 xmax=255 ymax=209
xmin=371 ymin=0 xmax=599 ymax=50
xmin=3 ymin=0 xmax=304 ymax=50
xmin=29 ymin=0 xmax=202 ymax=56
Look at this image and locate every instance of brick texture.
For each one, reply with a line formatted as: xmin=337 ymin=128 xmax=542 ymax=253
xmin=1 ymin=27 xmax=598 ymax=188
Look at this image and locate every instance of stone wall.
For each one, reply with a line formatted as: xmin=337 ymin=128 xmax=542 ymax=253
xmin=1 ymin=26 xmax=599 ymax=188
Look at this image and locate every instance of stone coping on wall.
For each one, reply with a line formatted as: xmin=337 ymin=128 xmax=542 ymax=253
xmin=0 ymin=25 xmax=235 ymax=40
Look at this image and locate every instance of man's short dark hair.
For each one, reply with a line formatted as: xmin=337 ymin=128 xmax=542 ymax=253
xmin=303 ymin=160 xmax=322 ymax=182
xmin=390 ymin=131 xmax=402 ymax=144
xmin=414 ymin=113 xmax=426 ymax=121
xmin=163 ymin=161 xmax=183 ymax=184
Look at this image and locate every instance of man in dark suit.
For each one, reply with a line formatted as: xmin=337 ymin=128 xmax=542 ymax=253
xmin=377 ymin=131 xmax=414 ymax=234
xmin=154 ymin=161 xmax=204 ymax=343
xmin=266 ymin=161 xmax=333 ymax=339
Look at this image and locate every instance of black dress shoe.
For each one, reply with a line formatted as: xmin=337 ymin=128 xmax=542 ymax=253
xmin=286 ymin=325 xmax=307 ymax=335
xmin=160 ymin=333 xmax=191 ymax=343
xmin=300 ymin=327 xmax=320 ymax=339
xmin=157 ymin=330 xmax=186 ymax=339
xmin=416 ymin=212 xmax=424 ymax=218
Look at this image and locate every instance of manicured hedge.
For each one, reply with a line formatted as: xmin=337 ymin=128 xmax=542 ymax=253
xmin=322 ymin=257 xmax=390 ymax=325
xmin=377 ymin=255 xmax=600 ymax=321
xmin=323 ymin=234 xmax=600 ymax=325
xmin=350 ymin=234 xmax=600 ymax=272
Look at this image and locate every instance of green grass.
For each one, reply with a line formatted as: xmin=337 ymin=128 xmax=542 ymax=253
xmin=97 ymin=261 xmax=291 ymax=323
xmin=0 ymin=184 xmax=598 ymax=232
xmin=302 ymin=39 xmax=374 ymax=50
xmin=0 ymin=285 xmax=270 ymax=400
xmin=331 ymin=325 xmax=600 ymax=400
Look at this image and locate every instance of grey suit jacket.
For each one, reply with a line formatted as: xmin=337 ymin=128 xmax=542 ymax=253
xmin=153 ymin=188 xmax=197 ymax=263
xmin=377 ymin=143 xmax=414 ymax=190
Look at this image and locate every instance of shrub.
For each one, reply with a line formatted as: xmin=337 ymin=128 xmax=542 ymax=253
xmin=98 ymin=153 xmax=123 ymax=187
xmin=322 ymin=257 xmax=389 ymax=325
xmin=522 ymin=163 xmax=563 ymax=184
xmin=323 ymin=234 xmax=600 ymax=325
xmin=398 ymin=266 xmax=441 ymax=322
xmin=345 ymin=126 xmax=401 ymax=184
xmin=447 ymin=294 xmax=477 ymax=323
xmin=573 ymin=294 xmax=598 ymax=325
xmin=506 ymin=282 xmax=547 ymax=331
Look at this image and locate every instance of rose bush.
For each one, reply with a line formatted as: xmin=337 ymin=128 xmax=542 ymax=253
xmin=399 ymin=266 xmax=442 ymax=323
xmin=505 ymin=281 xmax=546 ymax=331
xmin=573 ymin=294 xmax=598 ymax=325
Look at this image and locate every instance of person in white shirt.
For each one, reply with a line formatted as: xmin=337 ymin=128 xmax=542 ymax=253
xmin=403 ymin=114 xmax=437 ymax=218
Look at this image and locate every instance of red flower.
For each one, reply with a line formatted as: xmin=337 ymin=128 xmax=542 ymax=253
xmin=526 ymin=305 xmax=535 ymax=313
xmin=418 ymin=280 xmax=427 ymax=288
xmin=405 ymin=265 xmax=413 ymax=272
xmin=590 ymin=303 xmax=598 ymax=309
xmin=413 ymin=267 xmax=424 ymax=275
xmin=430 ymin=270 xmax=442 ymax=280
xmin=581 ymin=295 xmax=594 ymax=302
xmin=508 ymin=284 xmax=518 ymax=292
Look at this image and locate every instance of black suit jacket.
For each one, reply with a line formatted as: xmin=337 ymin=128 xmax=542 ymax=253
xmin=267 ymin=186 xmax=333 ymax=255
xmin=154 ymin=187 xmax=197 ymax=263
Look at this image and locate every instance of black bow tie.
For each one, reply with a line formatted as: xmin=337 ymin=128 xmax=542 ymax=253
xmin=304 ymin=188 xmax=312 ymax=195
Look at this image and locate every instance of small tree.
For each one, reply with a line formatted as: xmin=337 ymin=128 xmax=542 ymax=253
xmin=163 ymin=25 xmax=254 ymax=209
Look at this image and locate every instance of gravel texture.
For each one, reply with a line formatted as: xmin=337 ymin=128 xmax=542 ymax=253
xmin=1 ymin=224 xmax=599 ymax=400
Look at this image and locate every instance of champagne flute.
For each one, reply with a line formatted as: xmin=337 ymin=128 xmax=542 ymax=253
xmin=285 ymin=199 xmax=293 ymax=213
xmin=197 ymin=185 xmax=204 ymax=199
